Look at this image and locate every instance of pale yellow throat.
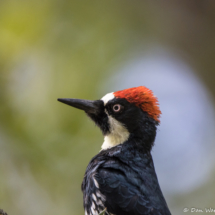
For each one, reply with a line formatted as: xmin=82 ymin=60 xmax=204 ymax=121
xmin=101 ymin=115 xmax=130 ymax=150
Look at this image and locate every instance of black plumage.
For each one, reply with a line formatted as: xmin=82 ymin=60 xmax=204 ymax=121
xmin=82 ymin=142 xmax=171 ymax=215
xmin=58 ymin=87 xmax=171 ymax=215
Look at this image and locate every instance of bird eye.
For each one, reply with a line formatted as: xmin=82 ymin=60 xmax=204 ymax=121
xmin=112 ymin=104 xmax=123 ymax=113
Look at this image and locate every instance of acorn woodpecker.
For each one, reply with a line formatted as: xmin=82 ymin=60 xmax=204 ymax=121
xmin=58 ymin=86 xmax=171 ymax=215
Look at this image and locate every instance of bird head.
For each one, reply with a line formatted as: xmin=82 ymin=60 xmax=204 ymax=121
xmin=58 ymin=86 xmax=161 ymax=151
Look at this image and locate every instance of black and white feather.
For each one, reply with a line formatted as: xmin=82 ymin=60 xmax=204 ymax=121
xmin=58 ymin=89 xmax=171 ymax=215
xmin=82 ymin=142 xmax=171 ymax=215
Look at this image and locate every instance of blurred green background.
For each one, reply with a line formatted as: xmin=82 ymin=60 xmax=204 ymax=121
xmin=1 ymin=1 xmax=215 ymax=215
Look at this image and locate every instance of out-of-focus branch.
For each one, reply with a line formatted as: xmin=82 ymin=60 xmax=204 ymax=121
xmin=99 ymin=208 xmax=107 ymax=215
xmin=0 ymin=209 xmax=8 ymax=215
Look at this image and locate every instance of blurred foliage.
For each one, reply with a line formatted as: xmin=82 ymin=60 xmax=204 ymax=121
xmin=0 ymin=1 xmax=215 ymax=215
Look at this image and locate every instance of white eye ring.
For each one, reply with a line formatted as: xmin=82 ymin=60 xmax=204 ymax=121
xmin=113 ymin=104 xmax=122 ymax=113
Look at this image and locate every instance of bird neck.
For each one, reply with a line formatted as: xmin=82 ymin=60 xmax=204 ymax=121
xmin=101 ymin=118 xmax=157 ymax=152
xmin=125 ymin=116 xmax=157 ymax=153
xmin=101 ymin=127 xmax=130 ymax=150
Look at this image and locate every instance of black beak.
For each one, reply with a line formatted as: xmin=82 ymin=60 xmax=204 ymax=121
xmin=58 ymin=98 xmax=109 ymax=135
xmin=58 ymin=98 xmax=101 ymax=114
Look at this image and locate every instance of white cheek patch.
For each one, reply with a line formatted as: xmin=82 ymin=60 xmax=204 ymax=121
xmin=101 ymin=92 xmax=130 ymax=149
xmin=101 ymin=115 xmax=130 ymax=150
xmin=101 ymin=92 xmax=115 ymax=105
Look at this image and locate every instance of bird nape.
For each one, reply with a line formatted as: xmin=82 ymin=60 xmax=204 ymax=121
xmin=58 ymin=86 xmax=171 ymax=215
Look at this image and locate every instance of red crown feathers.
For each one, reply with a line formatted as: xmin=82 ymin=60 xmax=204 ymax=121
xmin=114 ymin=86 xmax=161 ymax=123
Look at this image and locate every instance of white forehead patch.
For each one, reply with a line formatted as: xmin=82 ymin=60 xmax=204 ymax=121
xmin=101 ymin=92 xmax=115 ymax=105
